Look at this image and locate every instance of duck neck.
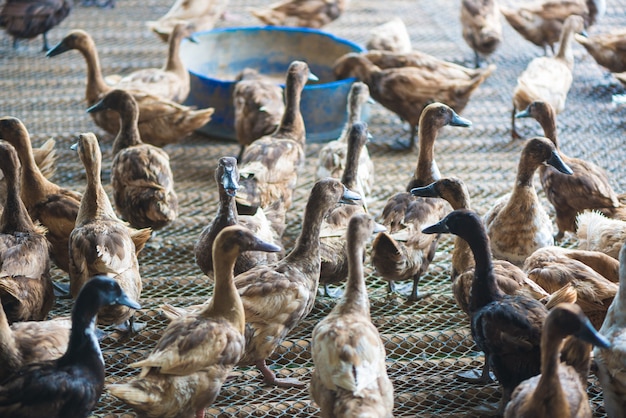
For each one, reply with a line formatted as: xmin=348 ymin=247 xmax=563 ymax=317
xmin=11 ymin=132 xmax=52 ymax=206
xmin=467 ymin=229 xmax=503 ymax=312
xmin=407 ymin=123 xmax=440 ymax=191
xmin=112 ymin=102 xmax=143 ymax=154
xmin=556 ymin=22 xmax=576 ymax=66
xmin=201 ymin=248 xmax=245 ymax=334
xmin=163 ymin=30 xmax=186 ymax=79
xmin=336 ymin=238 xmax=369 ymax=316
xmin=217 ymin=189 xmax=238 ymax=226
xmin=514 ymin=153 xmax=539 ymax=189
xmin=340 ymin=138 xmax=363 ymax=191
xmin=286 ymin=195 xmax=326 ymax=268
xmin=533 ymin=330 xmax=569 ymax=413
xmin=77 ymin=155 xmax=117 ymax=224
xmin=537 ymin=112 xmax=559 ymax=149
xmin=0 ymin=301 xmax=20 ymax=378
xmin=276 ymin=74 xmax=305 ymax=147
xmin=58 ymin=294 xmax=105 ymax=370
xmin=451 ymin=198 xmax=473 ymax=277
xmin=1 ymin=167 xmax=37 ymax=233
xmin=77 ymin=41 xmax=111 ymax=105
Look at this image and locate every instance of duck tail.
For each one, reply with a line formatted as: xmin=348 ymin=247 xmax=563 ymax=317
xmin=159 ymin=302 xmax=186 ymax=321
xmin=184 ymin=107 xmax=214 ymax=129
xmin=543 ymin=283 xmax=578 ymax=310
xmin=108 ymin=380 xmax=165 ymax=411
xmin=128 ymin=227 xmax=152 ymax=255
xmin=33 ymin=137 xmax=57 ymax=180
xmin=371 ymin=231 xmax=407 ymax=278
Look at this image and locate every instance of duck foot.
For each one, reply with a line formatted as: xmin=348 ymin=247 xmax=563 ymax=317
xmin=195 ymin=409 xmax=206 ymax=418
xmin=318 ymin=284 xmax=343 ymax=298
xmin=255 ymin=359 xmax=306 ymax=388
xmin=53 ymin=281 xmax=72 ymax=299
xmin=457 ymin=364 xmax=495 ymax=384
xmin=115 ymin=316 xmax=146 ymax=335
xmin=472 ymin=401 xmax=503 ymax=417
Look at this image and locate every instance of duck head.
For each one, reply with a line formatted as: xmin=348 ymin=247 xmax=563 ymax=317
xmin=217 ymin=157 xmax=239 ymax=198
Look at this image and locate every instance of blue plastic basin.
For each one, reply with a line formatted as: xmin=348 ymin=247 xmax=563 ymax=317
xmin=180 ymin=26 xmax=366 ymax=142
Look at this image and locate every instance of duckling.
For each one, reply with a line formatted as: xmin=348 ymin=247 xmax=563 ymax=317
xmin=0 ymin=275 xmax=140 ymax=418
xmin=575 ymin=29 xmax=626 ymax=73
xmin=108 ymin=225 xmax=281 ymax=418
xmin=371 ymin=103 xmax=471 ymax=301
xmin=0 ymin=298 xmax=71 ymax=382
xmin=516 ymin=101 xmax=619 ymax=239
xmin=194 ymin=157 xmax=281 ymax=278
xmin=107 ymin=23 xmax=196 ymax=103
xmin=576 ymin=210 xmax=626 ymax=260
xmin=524 ymin=246 xmax=618 ymax=330
xmin=233 ymin=68 xmax=285 ymax=162
xmin=146 ymin=0 xmax=230 ymax=43
xmin=594 ymin=241 xmax=626 ymax=417
xmin=46 ymin=30 xmax=215 ymax=147
xmin=86 ymin=89 xmax=179 ymax=231
xmin=504 ymin=303 xmax=610 ymax=418
xmin=423 ymin=209 xmax=548 ymax=415
xmin=319 ymin=122 xmax=375 ymax=296
xmin=500 ymin=0 xmax=593 ymax=55
xmin=0 ymin=117 xmax=81 ymax=274
xmin=0 ymin=141 xmax=54 ymax=323
xmin=316 ymin=81 xmax=374 ymax=199
xmin=68 ymin=133 xmax=149 ymax=332
xmin=235 ymin=61 xmax=316 ymax=237
xmin=483 ymin=137 xmax=573 ymax=267
xmin=365 ymin=17 xmax=412 ymax=53
xmin=0 ymin=0 xmax=72 ymax=51
xmin=461 ymin=0 xmax=503 ymax=68
xmin=311 ymin=213 xmax=394 ymax=417
xmin=511 ymin=15 xmax=586 ymax=139
xmin=333 ymin=50 xmax=494 ymax=149
xmin=250 ymin=0 xmax=348 ymax=29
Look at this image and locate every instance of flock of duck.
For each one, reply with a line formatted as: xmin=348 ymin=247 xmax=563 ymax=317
xmin=3 ymin=0 xmax=626 ymax=417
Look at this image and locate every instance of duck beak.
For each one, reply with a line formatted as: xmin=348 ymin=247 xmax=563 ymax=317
xmin=250 ymin=237 xmax=282 ymax=253
xmin=410 ymin=182 xmax=439 ymax=198
xmin=577 ymin=318 xmax=611 ymax=349
xmin=373 ymin=222 xmax=387 ymax=233
xmin=186 ymin=35 xmax=199 ymax=44
xmin=70 ymin=142 xmax=78 ymax=151
xmin=515 ymin=108 xmax=531 ymax=118
xmin=222 ymin=168 xmax=239 ymax=197
xmin=46 ymin=41 xmax=70 ymax=57
xmin=422 ymin=218 xmax=449 ymax=234
xmin=116 ymin=291 xmax=141 ymax=310
xmin=450 ymin=111 xmax=472 ymax=128
xmin=86 ymin=100 xmax=106 ymax=114
xmin=367 ymin=97 xmax=376 ymax=104
xmin=578 ymin=29 xmax=589 ymax=38
xmin=308 ymin=71 xmax=319 ymax=82
xmin=339 ymin=186 xmax=361 ymax=205
xmin=547 ymin=150 xmax=573 ymax=175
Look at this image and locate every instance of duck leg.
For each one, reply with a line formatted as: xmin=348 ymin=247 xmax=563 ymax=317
xmin=42 ymin=32 xmax=50 ymax=52
xmin=408 ymin=124 xmax=418 ymax=150
xmin=510 ymin=104 xmax=521 ymax=140
xmin=457 ymin=355 xmax=495 ymax=384
xmin=407 ymin=273 xmax=432 ymax=302
xmin=115 ymin=314 xmax=146 ymax=335
xmin=236 ymin=145 xmax=246 ymax=163
xmin=474 ymin=50 xmax=482 ymax=69
xmin=255 ymin=359 xmax=306 ymax=388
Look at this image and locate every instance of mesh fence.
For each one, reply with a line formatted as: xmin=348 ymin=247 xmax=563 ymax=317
xmin=1 ymin=0 xmax=626 ymax=416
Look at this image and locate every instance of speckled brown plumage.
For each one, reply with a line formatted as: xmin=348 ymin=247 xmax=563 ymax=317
xmin=250 ymin=0 xmax=348 ymax=28
xmin=146 ymin=0 xmax=230 ymax=42
xmin=461 ymin=0 xmax=503 ymax=67
xmin=233 ymin=68 xmax=285 ymax=162
xmin=68 ymin=133 xmax=146 ymax=329
xmin=576 ymin=211 xmax=626 ymax=260
xmin=0 ymin=141 xmax=53 ymax=324
xmin=576 ymin=29 xmax=626 ymax=73
xmin=0 ymin=117 xmax=80 ymax=274
xmin=46 ymin=30 xmax=214 ymax=147
xmin=0 ymin=0 xmax=72 ymax=51
xmin=87 ymin=89 xmax=179 ymax=231
xmin=505 ymin=303 xmax=609 ymax=418
xmin=333 ymin=50 xmax=493 ymax=149
xmin=311 ymin=214 xmax=394 ymax=418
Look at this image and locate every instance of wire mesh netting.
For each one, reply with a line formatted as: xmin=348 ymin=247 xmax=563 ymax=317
xmin=1 ymin=0 xmax=626 ymax=416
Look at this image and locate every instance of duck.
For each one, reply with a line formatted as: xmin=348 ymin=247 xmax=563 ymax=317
xmin=423 ymin=209 xmax=549 ymax=415
xmin=108 ymin=225 xmax=281 ymax=418
xmin=460 ymin=0 xmax=503 ymax=68
xmin=483 ymin=136 xmax=573 ymax=267
xmin=233 ymin=68 xmax=285 ymax=162
xmin=576 ymin=210 xmax=626 ymax=260
xmin=0 ymin=141 xmax=54 ymax=324
xmin=106 ymin=23 xmax=196 ymax=103
xmin=0 ymin=0 xmax=72 ymax=51
xmin=370 ymin=103 xmax=471 ymax=301
xmin=523 ymin=245 xmax=618 ymax=330
xmin=0 ymin=298 xmax=71 ymax=382
xmin=515 ymin=101 xmax=619 ymax=238
xmin=319 ymin=122 xmax=377 ymax=296
xmin=235 ymin=60 xmax=316 ymax=238
xmin=311 ymin=213 xmax=394 ymax=417
xmin=500 ymin=0 xmax=599 ymax=55
xmin=250 ymin=0 xmax=348 ymax=29
xmin=164 ymin=178 xmax=361 ymax=388
xmin=46 ymin=30 xmax=215 ymax=147
xmin=86 ymin=89 xmax=179 ymax=230
xmin=0 ymin=117 xmax=81 ymax=274
xmin=68 ymin=133 xmax=149 ymax=332
xmin=0 ymin=275 xmax=140 ymax=418
xmin=594 ymin=241 xmax=626 ymax=417
xmin=316 ymin=81 xmax=374 ymax=200
xmin=194 ymin=156 xmax=281 ymax=278
xmin=575 ymin=28 xmax=626 ymax=73
xmin=504 ymin=303 xmax=610 ymax=418
xmin=511 ymin=15 xmax=586 ymax=139
xmin=365 ymin=17 xmax=412 ymax=53
xmin=146 ymin=0 xmax=230 ymax=43
xmin=333 ymin=50 xmax=494 ymax=149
